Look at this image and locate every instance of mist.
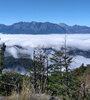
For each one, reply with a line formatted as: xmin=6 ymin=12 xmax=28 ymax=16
xmin=0 ymin=33 xmax=90 ymax=68
xmin=1 ymin=33 xmax=90 ymax=51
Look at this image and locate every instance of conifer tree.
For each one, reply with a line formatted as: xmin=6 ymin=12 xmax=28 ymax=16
xmin=49 ymin=35 xmax=73 ymax=98
xmin=0 ymin=43 xmax=6 ymax=73
xmin=62 ymin=35 xmax=73 ymax=98
xmin=35 ymin=49 xmax=46 ymax=93
xmin=33 ymin=50 xmax=37 ymax=92
xmin=32 ymin=49 xmax=47 ymax=93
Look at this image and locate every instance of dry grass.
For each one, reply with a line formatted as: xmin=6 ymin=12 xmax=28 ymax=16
xmin=8 ymin=92 xmax=50 ymax=100
xmin=5 ymin=79 xmax=50 ymax=100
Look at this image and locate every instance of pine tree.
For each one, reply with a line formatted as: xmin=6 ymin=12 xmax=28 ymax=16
xmin=49 ymin=35 xmax=73 ymax=98
xmin=62 ymin=35 xmax=73 ymax=98
xmin=32 ymin=49 xmax=47 ymax=93
xmin=33 ymin=50 xmax=37 ymax=92
xmin=0 ymin=43 xmax=6 ymax=73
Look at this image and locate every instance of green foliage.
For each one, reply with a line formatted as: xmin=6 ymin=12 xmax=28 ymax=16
xmin=0 ymin=71 xmax=23 ymax=95
xmin=32 ymin=49 xmax=48 ymax=93
xmin=0 ymin=45 xmax=90 ymax=100
xmin=47 ymin=65 xmax=90 ymax=99
xmin=49 ymin=48 xmax=73 ymax=99
xmin=0 ymin=43 xmax=6 ymax=73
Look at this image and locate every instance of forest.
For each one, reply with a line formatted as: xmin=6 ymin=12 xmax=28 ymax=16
xmin=0 ymin=42 xmax=90 ymax=100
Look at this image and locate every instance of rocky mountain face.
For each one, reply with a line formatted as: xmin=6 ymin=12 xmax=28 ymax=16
xmin=0 ymin=22 xmax=66 ymax=34
xmin=59 ymin=23 xmax=90 ymax=33
xmin=0 ymin=21 xmax=90 ymax=34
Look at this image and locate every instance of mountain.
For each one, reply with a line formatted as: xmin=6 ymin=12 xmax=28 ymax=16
xmin=0 ymin=21 xmax=90 ymax=34
xmin=59 ymin=24 xmax=90 ymax=33
xmin=0 ymin=21 xmax=66 ymax=34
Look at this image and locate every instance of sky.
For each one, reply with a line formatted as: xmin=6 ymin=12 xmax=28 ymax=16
xmin=0 ymin=0 xmax=90 ymax=26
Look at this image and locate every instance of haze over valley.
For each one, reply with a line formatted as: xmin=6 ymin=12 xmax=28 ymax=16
xmin=0 ymin=33 xmax=90 ymax=73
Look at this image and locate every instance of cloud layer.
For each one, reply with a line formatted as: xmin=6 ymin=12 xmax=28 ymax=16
xmin=1 ymin=33 xmax=90 ymax=50
xmin=0 ymin=33 xmax=90 ymax=68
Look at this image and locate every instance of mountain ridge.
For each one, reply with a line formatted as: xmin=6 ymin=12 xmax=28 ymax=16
xmin=0 ymin=21 xmax=90 ymax=34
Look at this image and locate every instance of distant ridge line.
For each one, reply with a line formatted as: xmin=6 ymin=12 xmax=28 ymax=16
xmin=0 ymin=21 xmax=90 ymax=34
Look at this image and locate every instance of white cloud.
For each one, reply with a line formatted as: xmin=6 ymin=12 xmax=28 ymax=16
xmin=0 ymin=33 xmax=90 ymax=68
xmin=70 ymin=55 xmax=90 ymax=69
xmin=6 ymin=47 xmax=18 ymax=58
xmin=0 ymin=33 xmax=90 ymax=51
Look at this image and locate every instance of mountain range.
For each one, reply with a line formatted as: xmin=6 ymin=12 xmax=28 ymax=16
xmin=0 ymin=21 xmax=90 ymax=34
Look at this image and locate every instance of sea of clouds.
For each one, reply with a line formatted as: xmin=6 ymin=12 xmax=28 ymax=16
xmin=0 ymin=33 xmax=90 ymax=68
xmin=1 ymin=33 xmax=90 ymax=50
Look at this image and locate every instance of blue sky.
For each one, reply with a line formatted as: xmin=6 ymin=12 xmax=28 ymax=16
xmin=0 ymin=0 xmax=90 ymax=26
